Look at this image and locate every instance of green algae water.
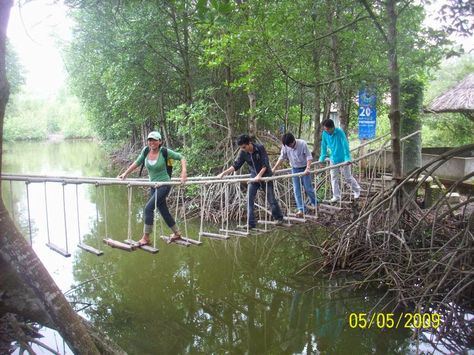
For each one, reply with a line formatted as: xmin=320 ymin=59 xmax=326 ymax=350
xmin=3 ymin=140 xmax=436 ymax=354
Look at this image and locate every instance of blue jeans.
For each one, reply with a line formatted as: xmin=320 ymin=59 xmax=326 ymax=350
xmin=144 ymin=186 xmax=175 ymax=228
xmin=248 ymin=181 xmax=283 ymax=228
xmin=292 ymin=167 xmax=317 ymax=212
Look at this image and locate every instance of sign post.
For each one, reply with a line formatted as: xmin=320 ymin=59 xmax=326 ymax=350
xmin=358 ymin=89 xmax=377 ymax=140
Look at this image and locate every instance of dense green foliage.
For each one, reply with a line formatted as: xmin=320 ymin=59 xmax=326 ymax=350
xmin=4 ymin=42 xmax=93 ymax=142
xmin=4 ymin=89 xmax=93 ymax=141
xmin=64 ymin=0 xmax=451 ymax=174
xmin=6 ymin=40 xmax=24 ymax=96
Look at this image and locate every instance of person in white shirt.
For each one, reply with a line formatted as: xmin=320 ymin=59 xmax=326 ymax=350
xmin=273 ymin=133 xmax=317 ymax=218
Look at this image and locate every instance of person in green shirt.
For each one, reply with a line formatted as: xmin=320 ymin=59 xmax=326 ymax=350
xmin=118 ymin=131 xmax=187 ymax=245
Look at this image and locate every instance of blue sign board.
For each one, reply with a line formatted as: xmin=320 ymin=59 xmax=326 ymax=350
xmin=358 ymin=89 xmax=377 ymax=139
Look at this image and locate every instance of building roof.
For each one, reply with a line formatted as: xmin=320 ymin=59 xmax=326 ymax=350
xmin=426 ymin=73 xmax=474 ymax=114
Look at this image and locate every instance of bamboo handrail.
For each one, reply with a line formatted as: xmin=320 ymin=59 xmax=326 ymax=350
xmin=1 ymin=132 xmax=419 ymax=187
xmin=0 ymin=146 xmax=392 ymax=186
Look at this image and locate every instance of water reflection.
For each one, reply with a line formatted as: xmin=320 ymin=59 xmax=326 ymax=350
xmin=3 ymin=140 xmax=415 ymax=354
xmin=72 ymin=225 xmax=412 ymax=354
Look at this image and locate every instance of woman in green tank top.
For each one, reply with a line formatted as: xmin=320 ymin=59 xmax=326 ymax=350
xmin=118 ymin=131 xmax=187 ymax=244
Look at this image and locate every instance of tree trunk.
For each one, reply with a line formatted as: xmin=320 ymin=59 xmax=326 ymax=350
xmin=322 ymin=96 xmax=332 ymax=121
xmin=182 ymin=10 xmax=193 ymax=107
xmin=311 ymin=15 xmax=322 ymax=157
xmin=159 ymin=92 xmax=172 ymax=147
xmin=0 ymin=258 xmax=54 ymax=327
xmin=284 ymin=76 xmax=289 ymax=132
xmin=327 ymin=0 xmax=349 ymax=132
xmin=298 ymin=84 xmax=304 ymax=138
xmin=224 ymin=64 xmax=236 ymax=142
xmin=169 ymin=2 xmax=193 ymax=106
xmin=248 ymin=91 xmax=257 ymax=136
xmin=0 ymin=1 xmax=9 ymax=173
xmin=167 ymin=1 xmax=192 ymax=148
xmin=0 ymin=2 xmax=100 ymax=353
xmin=400 ymin=79 xmax=423 ymax=176
xmin=312 ymin=88 xmax=322 ymax=158
xmin=0 ymin=204 xmax=101 ymax=354
xmin=387 ymin=0 xmax=402 ymax=179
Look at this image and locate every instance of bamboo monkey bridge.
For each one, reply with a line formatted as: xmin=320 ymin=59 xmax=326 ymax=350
xmin=1 ymin=132 xmax=422 ymax=257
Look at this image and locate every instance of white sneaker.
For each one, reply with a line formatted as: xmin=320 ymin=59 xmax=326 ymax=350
xmin=329 ymin=196 xmax=340 ymax=203
xmin=354 ymin=190 xmax=360 ymax=199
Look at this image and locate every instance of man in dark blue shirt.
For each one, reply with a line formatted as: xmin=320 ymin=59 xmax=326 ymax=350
xmin=217 ymin=134 xmax=284 ymax=229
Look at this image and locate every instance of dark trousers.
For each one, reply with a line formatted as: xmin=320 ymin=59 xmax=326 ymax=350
xmin=144 ymin=186 xmax=175 ymax=228
xmin=248 ymin=181 xmax=283 ymax=227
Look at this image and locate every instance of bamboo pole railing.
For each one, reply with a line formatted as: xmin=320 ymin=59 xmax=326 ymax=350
xmin=0 ymin=137 xmax=403 ymax=187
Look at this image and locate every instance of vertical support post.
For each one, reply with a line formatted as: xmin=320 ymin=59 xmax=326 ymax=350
xmin=44 ymin=182 xmax=51 ymax=245
xmin=75 ymin=184 xmax=81 ymax=244
xmin=103 ymin=185 xmax=108 ymax=238
xmin=199 ymin=184 xmax=205 ymax=242
xmin=25 ymin=182 xmax=33 ymax=246
xmin=62 ymin=183 xmax=69 ymax=254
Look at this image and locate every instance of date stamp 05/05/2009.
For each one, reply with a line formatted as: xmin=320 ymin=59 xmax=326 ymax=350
xmin=348 ymin=313 xmax=441 ymax=330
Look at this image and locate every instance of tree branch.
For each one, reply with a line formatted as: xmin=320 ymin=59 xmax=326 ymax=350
xmin=296 ymin=12 xmax=370 ymax=50
xmin=358 ymin=0 xmax=389 ymax=42
xmin=262 ymin=33 xmax=352 ymax=89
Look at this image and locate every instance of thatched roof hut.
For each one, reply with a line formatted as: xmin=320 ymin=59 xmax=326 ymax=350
xmin=426 ymin=73 xmax=474 ymax=116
